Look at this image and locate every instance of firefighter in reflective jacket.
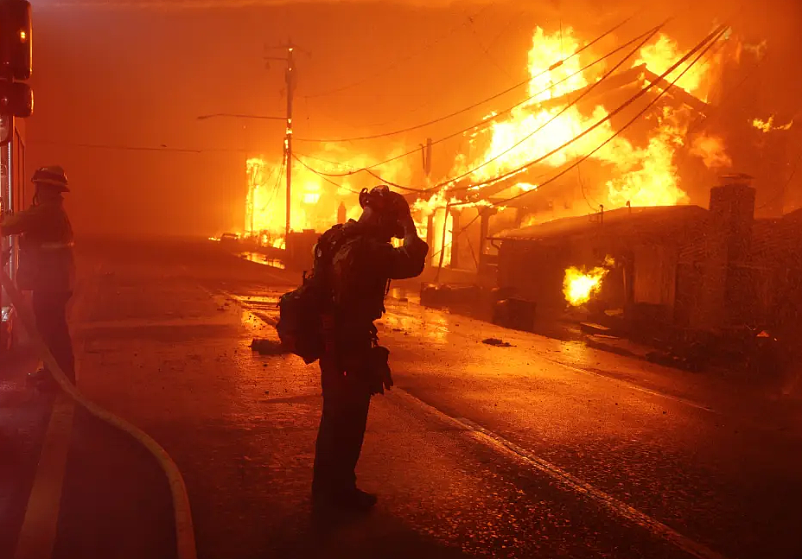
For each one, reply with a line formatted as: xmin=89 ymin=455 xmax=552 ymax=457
xmin=312 ymin=185 xmax=428 ymax=512
xmin=0 ymin=166 xmax=76 ymax=389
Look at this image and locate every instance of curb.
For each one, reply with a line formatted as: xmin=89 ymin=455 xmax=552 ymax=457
xmin=0 ymin=269 xmax=197 ymax=559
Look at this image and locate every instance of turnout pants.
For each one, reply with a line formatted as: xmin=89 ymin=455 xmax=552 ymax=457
xmin=32 ymin=290 xmax=76 ymax=384
xmin=313 ymin=348 xmax=372 ymax=495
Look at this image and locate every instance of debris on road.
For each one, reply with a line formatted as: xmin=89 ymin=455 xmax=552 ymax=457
xmin=482 ymin=338 xmax=513 ymax=347
xmin=421 ymin=283 xmax=483 ymax=309
xmin=250 ymin=338 xmax=288 ymax=355
xmin=492 ymin=297 xmax=536 ymax=332
xmin=579 ymin=322 xmax=613 ymax=335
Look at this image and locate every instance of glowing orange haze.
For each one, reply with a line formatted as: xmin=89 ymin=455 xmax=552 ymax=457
xmin=244 ymin=26 xmax=735 ymax=251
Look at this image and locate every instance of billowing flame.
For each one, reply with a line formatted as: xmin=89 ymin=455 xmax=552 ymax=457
xmin=564 ymin=265 xmax=608 ymax=306
xmin=752 ymin=116 xmax=794 ymax=133
xmin=690 ymin=133 xmax=733 ymax=168
xmin=634 ymin=33 xmax=718 ymax=100
xmin=412 ymin=190 xmax=460 ymax=266
xmin=446 ymin=26 xmax=729 ymax=214
xmin=245 ymin=149 xmax=410 ymax=243
xmin=527 ymin=26 xmax=593 ymax=101
xmin=237 ymin=25 xmax=734 ymax=267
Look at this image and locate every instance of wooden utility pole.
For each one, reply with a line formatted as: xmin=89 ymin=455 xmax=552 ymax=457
xmin=284 ymin=43 xmax=296 ymax=240
xmin=266 ymin=41 xmax=297 ymax=240
xmin=450 ymin=207 xmax=460 ymax=269
xmin=422 ymin=138 xmax=435 ymax=260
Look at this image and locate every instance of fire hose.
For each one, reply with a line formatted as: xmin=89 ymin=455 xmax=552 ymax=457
xmin=0 ymin=268 xmax=197 ymax=559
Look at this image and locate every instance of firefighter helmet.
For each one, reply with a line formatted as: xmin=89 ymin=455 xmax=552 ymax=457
xmin=31 ymin=165 xmax=69 ymax=192
xmin=359 ymin=185 xmax=408 ymax=238
xmin=358 ymin=185 xmax=408 ymax=216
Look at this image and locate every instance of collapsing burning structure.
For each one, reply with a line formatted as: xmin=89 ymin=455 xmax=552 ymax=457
xmin=237 ymin=20 xmax=799 ymax=340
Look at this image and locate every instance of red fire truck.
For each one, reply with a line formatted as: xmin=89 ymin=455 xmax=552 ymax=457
xmin=0 ymin=115 xmax=27 ymax=354
xmin=0 ymin=0 xmax=34 ymax=358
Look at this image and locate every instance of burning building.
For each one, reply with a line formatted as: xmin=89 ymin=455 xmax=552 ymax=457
xmin=238 ymin=20 xmax=798 ymax=289
xmin=493 ymin=203 xmax=709 ymax=322
xmin=243 ymin=149 xmax=414 ymax=249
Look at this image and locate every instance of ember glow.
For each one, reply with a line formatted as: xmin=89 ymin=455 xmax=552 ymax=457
xmin=564 ymin=265 xmax=609 ymax=306
xmin=751 ymin=116 xmax=794 ymax=133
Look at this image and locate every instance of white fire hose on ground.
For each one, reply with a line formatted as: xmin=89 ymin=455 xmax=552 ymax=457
xmin=0 ymin=268 xmax=197 ymax=559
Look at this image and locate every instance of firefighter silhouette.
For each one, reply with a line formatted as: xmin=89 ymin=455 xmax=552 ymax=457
xmin=1 ymin=165 xmax=75 ymax=389
xmin=311 ymin=185 xmax=428 ymax=511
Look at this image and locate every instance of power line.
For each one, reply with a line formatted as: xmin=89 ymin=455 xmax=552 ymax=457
xmin=470 ymin=7 xmax=531 ymax=80
xmin=29 ymin=140 xmax=250 ymax=154
xmin=292 ymin=153 xmax=362 ymax=194
xmin=426 ymin=25 xmax=729 ymax=264
xmin=292 ymin=152 xmax=428 ymax=193
xmin=474 ymin=25 xmax=730 ymax=208
xmin=294 ymin=23 xmax=662 ymax=180
xmin=430 ymin=22 xmax=664 ymax=194
xmin=680 ymin=42 xmax=768 ymax=142
xmin=577 ymin=162 xmax=600 ymax=211
xmin=270 ymin=152 xmax=286 ymax=202
xmin=757 ymin=146 xmax=802 ymax=210
xmin=445 ymin=24 xmax=728 ymax=196
xmin=364 ymin=168 xmax=426 ymax=193
xmin=249 ymin=155 xmax=285 ymax=234
xmin=458 ymin=6 xmax=518 ymax=85
xmin=295 ymin=14 xmax=636 ymax=143
xmin=300 ymin=2 xmax=498 ymax=100
xmin=315 ymin=7 xmax=527 ymax=134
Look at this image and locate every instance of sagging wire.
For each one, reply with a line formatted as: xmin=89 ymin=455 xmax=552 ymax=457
xmin=446 ymin=23 xmax=729 ymax=197
xmin=296 ymin=14 xmax=636 ymax=142
xmin=756 ymin=146 xmax=802 ymax=211
xmin=432 ymin=21 xmax=666 ymax=194
xmin=293 ymin=22 xmax=663 ymax=181
xmin=300 ymin=2 xmax=499 ymax=100
xmin=426 ymin=24 xmax=730 ymax=266
xmin=291 ymin=152 xmax=362 ymax=195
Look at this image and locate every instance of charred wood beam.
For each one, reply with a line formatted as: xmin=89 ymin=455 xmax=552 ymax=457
xmin=404 ymin=68 xmax=649 ymax=206
xmin=641 ymin=68 xmax=709 ymax=115
xmin=408 ymin=65 xmax=709 ymax=208
xmin=534 ymin=64 xmax=647 ymax=112
xmin=465 ymin=158 xmax=578 ymax=205
xmin=529 ymin=64 xmax=708 ymax=115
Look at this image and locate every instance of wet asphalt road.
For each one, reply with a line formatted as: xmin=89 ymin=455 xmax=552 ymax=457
xmin=69 ymin=239 xmax=802 ymax=559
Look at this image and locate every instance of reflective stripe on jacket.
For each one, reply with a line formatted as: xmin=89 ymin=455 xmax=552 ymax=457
xmin=1 ymin=199 xmax=75 ymax=292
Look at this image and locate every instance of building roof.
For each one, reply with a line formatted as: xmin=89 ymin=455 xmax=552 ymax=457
xmin=494 ymin=205 xmax=709 ymax=243
xmin=749 ymin=209 xmax=802 ymax=264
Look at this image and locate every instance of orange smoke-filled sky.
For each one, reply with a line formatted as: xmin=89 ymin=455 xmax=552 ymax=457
xmin=26 ymin=0 xmax=802 ymax=237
